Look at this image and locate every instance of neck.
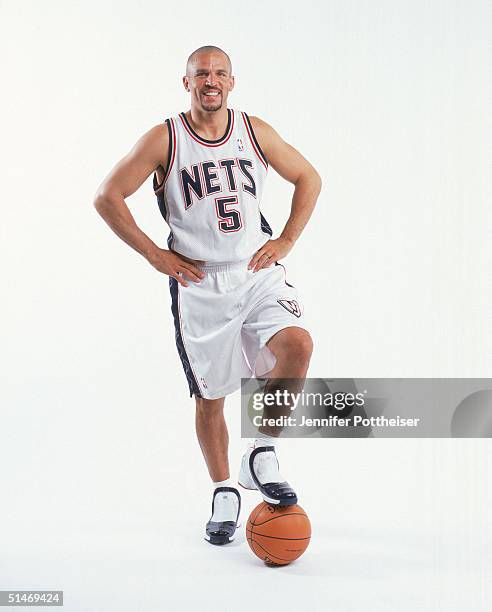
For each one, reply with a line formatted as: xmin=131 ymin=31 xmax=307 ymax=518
xmin=187 ymin=106 xmax=229 ymax=140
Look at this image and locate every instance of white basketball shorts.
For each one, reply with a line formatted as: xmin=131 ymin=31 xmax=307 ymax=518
xmin=169 ymin=257 xmax=308 ymax=400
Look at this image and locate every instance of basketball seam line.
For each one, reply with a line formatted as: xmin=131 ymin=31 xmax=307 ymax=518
xmin=246 ymin=530 xmax=310 ymax=541
xmin=249 ymin=504 xmax=266 ymax=527
xmin=249 ymin=512 xmax=307 ymax=526
xmin=249 ymin=537 xmax=293 ymax=562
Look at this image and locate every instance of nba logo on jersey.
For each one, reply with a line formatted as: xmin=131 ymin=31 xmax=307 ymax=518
xmin=237 ymin=137 xmax=244 ymax=151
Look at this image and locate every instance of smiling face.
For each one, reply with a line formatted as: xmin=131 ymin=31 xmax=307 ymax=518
xmin=183 ymin=50 xmax=234 ymax=113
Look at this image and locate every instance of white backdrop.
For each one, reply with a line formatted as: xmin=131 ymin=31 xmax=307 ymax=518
xmin=1 ymin=1 xmax=491 ymax=610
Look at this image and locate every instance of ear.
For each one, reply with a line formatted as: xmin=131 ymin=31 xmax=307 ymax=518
xmin=182 ymin=76 xmax=190 ymax=92
xmin=229 ymin=76 xmax=235 ymax=92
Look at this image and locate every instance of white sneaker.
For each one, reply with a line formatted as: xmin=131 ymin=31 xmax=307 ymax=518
xmin=238 ymin=444 xmax=298 ymax=506
xmin=205 ymin=487 xmax=241 ymax=545
xmin=238 ymin=445 xmax=257 ymax=490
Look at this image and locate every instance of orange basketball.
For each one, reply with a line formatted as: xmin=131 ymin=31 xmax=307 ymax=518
xmin=246 ymin=502 xmax=311 ymax=565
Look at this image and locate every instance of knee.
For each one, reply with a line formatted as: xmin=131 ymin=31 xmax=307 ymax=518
xmin=274 ymin=328 xmax=313 ymax=364
xmin=293 ymin=330 xmax=314 ymax=364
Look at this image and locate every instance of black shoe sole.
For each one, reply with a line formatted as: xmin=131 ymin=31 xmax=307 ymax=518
xmin=204 ymin=533 xmax=235 ymax=545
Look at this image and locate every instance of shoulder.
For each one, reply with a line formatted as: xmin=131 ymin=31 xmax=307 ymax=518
xmin=243 ymin=115 xmax=282 ymax=155
xmin=246 ymin=115 xmax=275 ymax=134
xmin=141 ymin=122 xmax=169 ymax=146
xmin=245 ymin=115 xmax=281 ymax=143
xmin=130 ymin=122 xmax=170 ymax=165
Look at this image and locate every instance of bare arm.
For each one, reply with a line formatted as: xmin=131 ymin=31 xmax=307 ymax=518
xmin=248 ymin=116 xmax=322 ymax=271
xmin=93 ymin=125 xmax=204 ymax=286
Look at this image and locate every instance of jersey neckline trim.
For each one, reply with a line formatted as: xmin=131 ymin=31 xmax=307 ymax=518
xmin=179 ymin=109 xmax=234 ymax=147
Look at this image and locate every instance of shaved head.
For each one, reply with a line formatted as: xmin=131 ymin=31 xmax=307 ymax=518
xmin=186 ymin=45 xmax=232 ymax=75
xmin=183 ymin=46 xmax=235 ymax=113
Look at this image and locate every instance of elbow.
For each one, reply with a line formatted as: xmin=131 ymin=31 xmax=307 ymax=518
xmin=93 ymin=188 xmax=112 ymax=216
xmin=303 ymin=167 xmax=322 ymax=195
xmin=93 ymin=190 xmax=104 ymax=213
xmin=297 ymin=165 xmax=322 ymax=194
xmin=313 ymin=169 xmax=322 ymax=194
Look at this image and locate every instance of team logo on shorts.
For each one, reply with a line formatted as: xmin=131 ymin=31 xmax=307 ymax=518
xmin=277 ymin=299 xmax=301 ymax=318
xmin=237 ymin=137 xmax=244 ymax=152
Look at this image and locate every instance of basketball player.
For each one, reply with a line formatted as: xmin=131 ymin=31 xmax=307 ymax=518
xmin=94 ymin=46 xmax=321 ymax=545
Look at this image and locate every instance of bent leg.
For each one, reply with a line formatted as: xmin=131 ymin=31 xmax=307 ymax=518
xmin=256 ymin=327 xmax=313 ymax=437
xmin=238 ymin=328 xmax=313 ymax=505
xmin=266 ymin=326 xmax=313 ymax=379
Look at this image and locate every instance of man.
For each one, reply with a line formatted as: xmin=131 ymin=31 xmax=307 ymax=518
xmin=94 ymin=46 xmax=321 ymax=545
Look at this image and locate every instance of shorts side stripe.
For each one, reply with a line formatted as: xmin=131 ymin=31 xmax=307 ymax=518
xmin=169 ymin=277 xmax=202 ymax=398
xmin=275 ymin=262 xmax=295 ymax=288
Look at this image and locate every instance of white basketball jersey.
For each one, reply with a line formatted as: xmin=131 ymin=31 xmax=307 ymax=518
xmin=154 ymin=109 xmax=272 ymax=262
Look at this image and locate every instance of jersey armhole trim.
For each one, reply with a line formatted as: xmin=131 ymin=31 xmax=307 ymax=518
xmin=241 ymin=112 xmax=268 ymax=170
xmin=153 ymin=118 xmax=176 ymax=193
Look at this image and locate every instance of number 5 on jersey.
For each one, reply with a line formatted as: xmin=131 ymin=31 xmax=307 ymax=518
xmin=215 ymin=196 xmax=243 ymax=233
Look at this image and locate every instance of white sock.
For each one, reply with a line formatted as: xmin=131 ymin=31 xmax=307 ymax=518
xmin=212 ymin=478 xmax=234 ymax=491
xmin=211 ymin=478 xmax=239 ymax=522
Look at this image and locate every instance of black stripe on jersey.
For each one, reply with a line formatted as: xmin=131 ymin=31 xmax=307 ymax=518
xmin=156 ymin=189 xmax=175 ymax=250
xmin=169 ymin=277 xmax=202 ymax=398
xmin=180 ymin=109 xmax=232 ymax=144
xmin=260 ymin=211 xmax=273 ymax=236
xmin=167 ymin=230 xmax=174 ymax=250
xmin=156 ymin=188 xmax=170 ymax=226
xmin=243 ymin=113 xmax=269 ymax=167
xmin=153 ymin=118 xmax=174 ymax=193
